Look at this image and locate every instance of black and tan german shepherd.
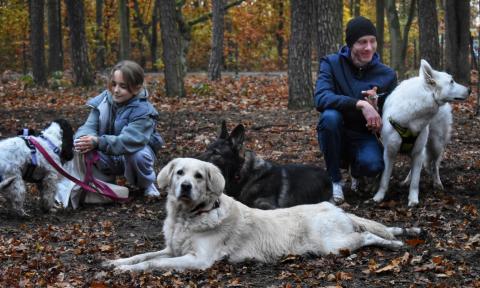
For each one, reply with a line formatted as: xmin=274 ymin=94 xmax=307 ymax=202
xmin=198 ymin=121 xmax=332 ymax=209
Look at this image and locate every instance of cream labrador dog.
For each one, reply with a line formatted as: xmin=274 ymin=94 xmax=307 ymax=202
xmin=104 ymin=158 xmax=420 ymax=272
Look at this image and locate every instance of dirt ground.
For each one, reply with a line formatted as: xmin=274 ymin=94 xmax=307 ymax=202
xmin=0 ymin=80 xmax=479 ymax=287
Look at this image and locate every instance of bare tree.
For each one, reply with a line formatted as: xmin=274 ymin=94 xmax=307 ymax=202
xmin=445 ymin=0 xmax=470 ymax=84
xmin=95 ymin=0 xmax=106 ymax=70
xmin=314 ymin=0 xmax=342 ymax=59
xmin=159 ymin=0 xmax=245 ymax=97
xmin=47 ymin=0 xmax=63 ymax=73
xmin=208 ymin=0 xmax=225 ymax=80
xmin=288 ymin=0 xmax=313 ymax=109
xmin=386 ymin=0 xmax=416 ymax=79
xmin=273 ymin=0 xmax=286 ymax=69
xmin=417 ymin=0 xmax=439 ymax=69
xmin=376 ymin=0 xmax=385 ymax=61
xmin=351 ymin=0 xmax=360 ymax=17
xmin=159 ymin=0 xmax=186 ymax=97
xmin=29 ymin=0 xmax=47 ymax=86
xmin=65 ymin=0 xmax=93 ymax=86
xmin=151 ymin=0 xmax=160 ymax=71
xmin=119 ymin=0 xmax=130 ymax=60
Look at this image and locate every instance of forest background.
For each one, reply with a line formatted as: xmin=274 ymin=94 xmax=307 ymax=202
xmin=0 ymin=1 xmax=479 ymax=287
xmin=1 ymin=0 xmax=480 ymax=110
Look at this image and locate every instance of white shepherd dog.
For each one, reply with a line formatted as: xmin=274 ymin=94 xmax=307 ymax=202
xmin=104 ymin=158 xmax=420 ymax=272
xmin=373 ymin=60 xmax=469 ymax=207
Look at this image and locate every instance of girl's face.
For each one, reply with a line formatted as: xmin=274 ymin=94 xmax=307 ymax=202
xmin=111 ymin=70 xmax=140 ymax=104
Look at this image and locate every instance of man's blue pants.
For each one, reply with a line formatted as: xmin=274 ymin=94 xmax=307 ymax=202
xmin=317 ymin=109 xmax=384 ymax=183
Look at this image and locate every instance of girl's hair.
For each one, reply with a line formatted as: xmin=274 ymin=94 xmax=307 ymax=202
xmin=108 ymin=60 xmax=144 ymax=93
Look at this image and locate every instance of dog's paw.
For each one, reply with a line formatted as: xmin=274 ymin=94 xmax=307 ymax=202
xmin=114 ymin=265 xmax=141 ymax=272
xmin=102 ymin=260 xmax=115 ymax=268
xmin=407 ymin=199 xmax=419 ymax=207
xmin=433 ymin=182 xmax=444 ymax=191
xmin=113 ymin=265 xmax=129 ymax=272
xmin=372 ymin=194 xmax=384 ymax=203
xmin=390 ymin=240 xmax=404 ymax=250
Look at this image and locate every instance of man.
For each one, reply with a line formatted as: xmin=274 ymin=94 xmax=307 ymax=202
xmin=314 ymin=16 xmax=397 ymax=204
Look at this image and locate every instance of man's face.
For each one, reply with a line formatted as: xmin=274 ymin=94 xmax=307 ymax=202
xmin=350 ymin=35 xmax=377 ymax=67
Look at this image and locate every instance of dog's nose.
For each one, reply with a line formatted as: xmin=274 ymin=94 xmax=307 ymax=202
xmin=181 ymin=182 xmax=192 ymax=193
xmin=179 ymin=182 xmax=192 ymax=199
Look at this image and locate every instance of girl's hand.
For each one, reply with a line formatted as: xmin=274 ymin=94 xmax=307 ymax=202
xmin=74 ymin=135 xmax=99 ymax=154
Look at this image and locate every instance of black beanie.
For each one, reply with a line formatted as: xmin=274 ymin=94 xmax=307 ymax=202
xmin=345 ymin=16 xmax=377 ymax=47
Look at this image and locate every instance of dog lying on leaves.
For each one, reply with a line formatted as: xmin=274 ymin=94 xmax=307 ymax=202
xmin=0 ymin=119 xmax=74 ymax=216
xmin=104 ymin=158 xmax=421 ymax=272
xmin=198 ymin=121 xmax=332 ymax=209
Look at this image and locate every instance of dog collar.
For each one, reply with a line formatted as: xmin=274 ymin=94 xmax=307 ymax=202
xmin=190 ymin=199 xmax=220 ymax=216
xmin=40 ymin=134 xmax=61 ymax=155
xmin=388 ymin=117 xmax=419 ymax=154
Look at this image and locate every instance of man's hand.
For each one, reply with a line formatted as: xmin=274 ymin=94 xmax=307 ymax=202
xmin=361 ymin=86 xmax=379 ymax=111
xmin=356 ymin=100 xmax=382 ymax=133
xmin=74 ymin=135 xmax=99 ymax=154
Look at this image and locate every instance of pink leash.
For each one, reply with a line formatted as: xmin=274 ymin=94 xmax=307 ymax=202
xmin=28 ymin=137 xmax=128 ymax=201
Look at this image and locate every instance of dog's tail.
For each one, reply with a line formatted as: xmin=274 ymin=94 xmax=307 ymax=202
xmin=0 ymin=176 xmax=16 ymax=189
xmin=347 ymin=213 xmax=421 ymax=240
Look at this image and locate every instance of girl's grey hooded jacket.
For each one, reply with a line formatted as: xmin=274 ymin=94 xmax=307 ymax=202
xmin=75 ymin=89 xmax=164 ymax=155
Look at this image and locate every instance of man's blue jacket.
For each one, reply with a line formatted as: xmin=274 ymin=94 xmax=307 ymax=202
xmin=314 ymin=45 xmax=397 ymax=132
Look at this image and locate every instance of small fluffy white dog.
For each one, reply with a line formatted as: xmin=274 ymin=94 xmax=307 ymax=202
xmin=105 ymin=158 xmax=420 ymax=272
xmin=373 ymin=60 xmax=469 ymax=206
xmin=0 ymin=119 xmax=74 ymax=216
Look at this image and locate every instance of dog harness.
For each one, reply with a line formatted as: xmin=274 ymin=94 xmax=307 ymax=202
xmin=388 ymin=117 xmax=419 ymax=154
xmin=19 ymin=129 xmax=61 ymax=183
xmin=21 ymin=129 xmax=40 ymax=182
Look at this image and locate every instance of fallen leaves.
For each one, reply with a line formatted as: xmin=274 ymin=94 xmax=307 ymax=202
xmin=0 ymin=75 xmax=479 ymax=287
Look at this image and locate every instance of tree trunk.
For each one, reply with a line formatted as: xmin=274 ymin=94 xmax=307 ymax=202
xmin=151 ymin=0 xmax=160 ymax=71
xmin=273 ymin=0 xmax=285 ymax=69
xmin=386 ymin=0 xmax=402 ymax=76
xmin=208 ymin=0 xmax=225 ymax=80
xmin=351 ymin=0 xmax=360 ymax=17
xmin=288 ymin=0 xmax=313 ymax=110
xmin=65 ymin=0 xmax=93 ymax=86
xmin=47 ymin=0 xmax=63 ymax=74
xmin=29 ymin=0 xmax=47 ymax=86
xmin=400 ymin=0 xmax=416 ymax=71
xmin=417 ymin=0 xmax=439 ymax=69
xmin=119 ymin=0 xmax=130 ymax=60
xmin=315 ymin=0 xmax=342 ymax=59
xmin=445 ymin=0 xmax=470 ymax=84
xmin=95 ymin=0 xmax=106 ymax=70
xmin=376 ymin=0 xmax=385 ymax=61
xmin=159 ymin=0 xmax=186 ymax=97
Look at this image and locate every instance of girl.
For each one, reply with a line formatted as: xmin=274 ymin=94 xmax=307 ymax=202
xmin=74 ymin=60 xmax=164 ymax=196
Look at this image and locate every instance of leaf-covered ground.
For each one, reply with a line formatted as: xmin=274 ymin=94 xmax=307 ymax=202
xmin=0 ymin=73 xmax=479 ymax=287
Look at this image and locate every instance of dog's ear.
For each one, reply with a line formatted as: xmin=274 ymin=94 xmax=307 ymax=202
xmin=228 ymin=124 xmax=245 ymax=150
xmin=420 ymin=59 xmax=436 ymax=86
xmin=157 ymin=158 xmax=181 ymax=190
xmin=205 ymin=163 xmax=225 ymax=195
xmin=54 ymin=119 xmax=74 ymax=162
xmin=218 ymin=120 xmax=229 ymax=139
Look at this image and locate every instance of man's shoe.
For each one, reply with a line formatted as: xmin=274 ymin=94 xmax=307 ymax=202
xmin=144 ymin=184 xmax=160 ymax=197
xmin=331 ymin=182 xmax=344 ymax=204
